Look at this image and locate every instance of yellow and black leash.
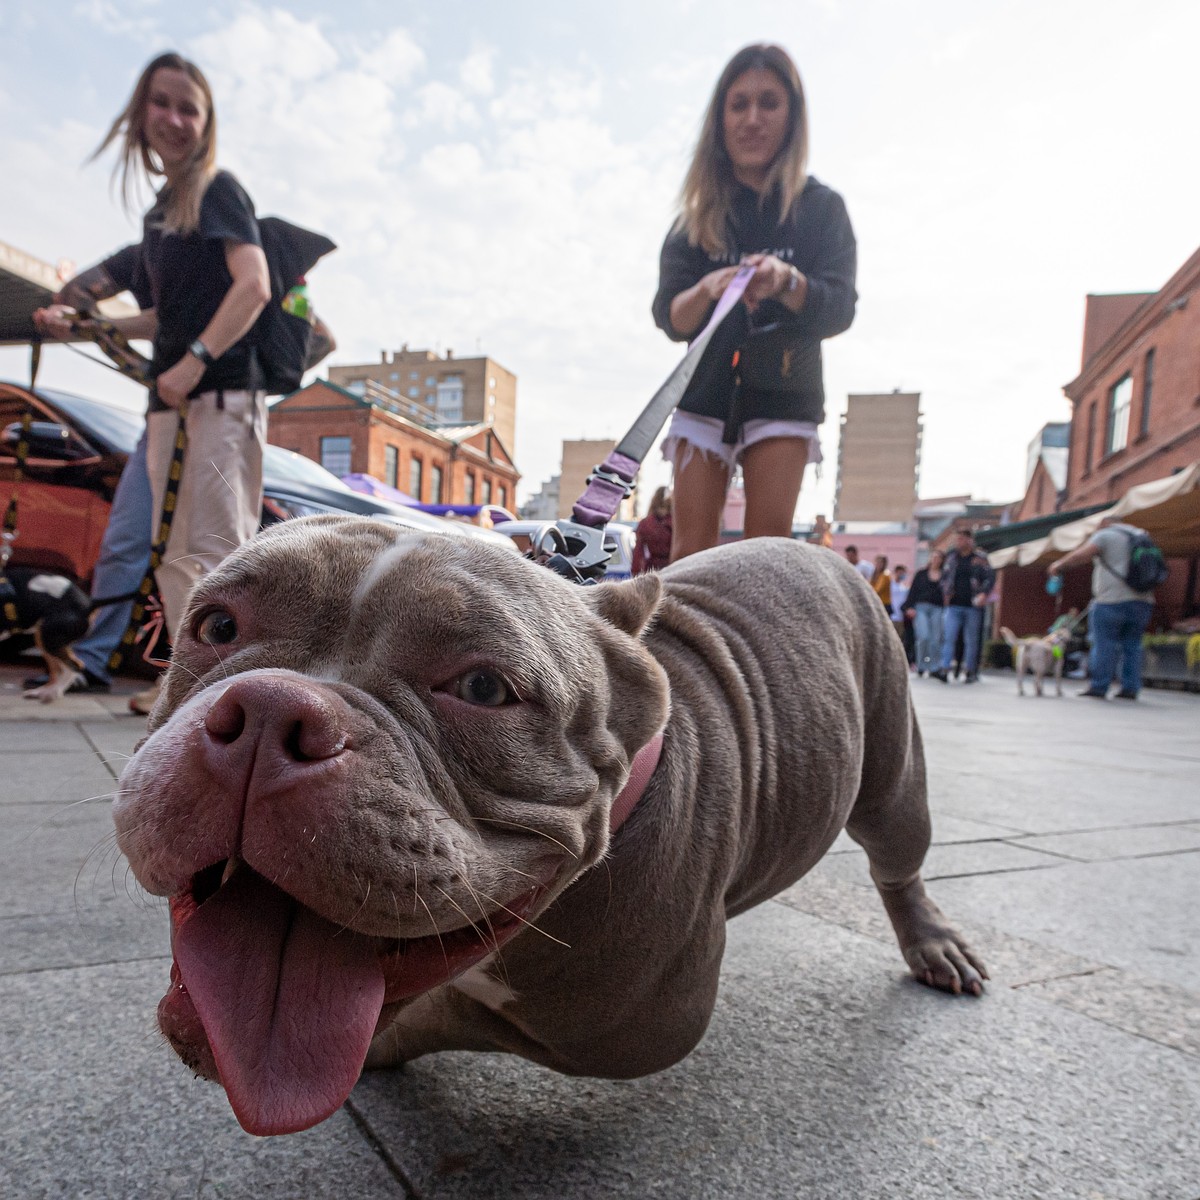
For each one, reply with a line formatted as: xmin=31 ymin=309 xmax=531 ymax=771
xmin=107 ymin=402 xmax=187 ymax=674
xmin=63 ymin=313 xmax=152 ymax=384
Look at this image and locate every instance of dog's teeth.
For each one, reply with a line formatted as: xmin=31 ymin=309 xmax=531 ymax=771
xmin=220 ymin=857 xmax=242 ymax=886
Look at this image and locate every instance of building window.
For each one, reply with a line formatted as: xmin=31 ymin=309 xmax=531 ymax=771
xmin=1084 ymin=404 xmax=1096 ymax=474
xmin=1106 ymin=373 xmax=1132 ymax=456
xmin=436 ymin=375 xmax=464 ymax=423
xmin=389 ymin=372 xmax=399 ymax=382
xmin=409 ymin=457 xmax=423 ymax=500
xmin=1035 ymin=473 xmax=1044 ymax=513
xmin=320 ymin=435 xmax=353 ymax=478
xmin=408 ymin=386 xmax=420 ymax=399
xmin=497 ymin=484 xmax=507 ymax=510
xmin=425 ymin=376 xmax=436 ymax=386
xmin=482 ymin=478 xmax=492 ymax=505
xmin=464 ymin=472 xmax=476 ymax=504
xmin=1140 ymin=348 xmax=1155 ymax=438
xmin=430 ymin=464 xmax=443 ymax=504
xmin=384 ymin=444 xmax=398 ymax=489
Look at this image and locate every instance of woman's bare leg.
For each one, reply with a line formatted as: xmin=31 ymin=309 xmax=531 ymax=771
xmin=670 ymin=443 xmax=729 ymax=562
xmin=740 ymin=437 xmax=809 ymax=540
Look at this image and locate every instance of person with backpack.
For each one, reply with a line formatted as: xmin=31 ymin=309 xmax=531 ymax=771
xmin=36 ymin=52 xmax=271 ymax=713
xmin=1048 ymin=516 xmax=1167 ymax=700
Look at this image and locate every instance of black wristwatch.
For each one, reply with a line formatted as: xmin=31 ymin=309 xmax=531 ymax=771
xmin=188 ymin=338 xmax=216 ymax=367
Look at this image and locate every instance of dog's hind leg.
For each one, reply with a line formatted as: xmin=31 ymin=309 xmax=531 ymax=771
xmin=845 ymin=693 xmax=988 ymax=996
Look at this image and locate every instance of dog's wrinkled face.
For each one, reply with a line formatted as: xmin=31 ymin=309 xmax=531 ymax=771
xmin=114 ymin=515 xmax=668 ymax=1136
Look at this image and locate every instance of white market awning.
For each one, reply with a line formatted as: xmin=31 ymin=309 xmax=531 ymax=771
xmin=989 ymin=461 xmax=1200 ymax=569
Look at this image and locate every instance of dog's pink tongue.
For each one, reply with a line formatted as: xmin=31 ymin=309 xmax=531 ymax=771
xmin=175 ymin=867 xmax=385 ymax=1137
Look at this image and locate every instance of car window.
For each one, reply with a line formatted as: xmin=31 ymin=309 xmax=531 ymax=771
xmin=262 ymin=445 xmax=354 ymax=491
xmin=0 ymin=391 xmax=92 ymax=462
xmin=33 ymin=388 xmax=143 ymax=453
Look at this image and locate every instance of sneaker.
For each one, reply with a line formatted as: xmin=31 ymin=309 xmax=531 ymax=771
xmin=964 ymin=672 xmax=980 ymax=684
xmin=22 ymin=667 xmax=111 ymax=694
xmin=1114 ymin=690 xmax=1138 ymax=700
xmin=1077 ymin=688 xmax=1107 ymax=699
xmin=929 ymin=669 xmax=949 ymax=683
xmin=917 ymin=670 xmax=926 ymax=677
xmin=129 ymin=677 xmax=163 ymax=716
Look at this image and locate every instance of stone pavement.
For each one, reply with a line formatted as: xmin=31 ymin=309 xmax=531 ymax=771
xmin=0 ymin=659 xmax=1197 ymax=1199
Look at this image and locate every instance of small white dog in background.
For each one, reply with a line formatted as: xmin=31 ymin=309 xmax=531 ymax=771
xmin=1000 ymin=626 xmax=1070 ymax=697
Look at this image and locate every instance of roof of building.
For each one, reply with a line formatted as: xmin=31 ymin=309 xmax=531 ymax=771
xmin=0 ymin=237 xmax=136 ymax=345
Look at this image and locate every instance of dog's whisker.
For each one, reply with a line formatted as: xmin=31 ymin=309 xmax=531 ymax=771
xmin=469 ymin=816 xmax=580 ymax=861
xmin=412 ymin=888 xmax=450 ymax=978
xmin=469 ymin=884 xmax=571 ymax=949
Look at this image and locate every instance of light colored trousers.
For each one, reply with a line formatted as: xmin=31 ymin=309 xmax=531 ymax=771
xmin=146 ymin=390 xmax=266 ymax=641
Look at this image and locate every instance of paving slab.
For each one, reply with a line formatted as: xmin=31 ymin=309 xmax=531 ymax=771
xmin=0 ymin=719 xmax=95 ymax=754
xmin=932 ymin=851 xmax=1200 ymax=992
xmin=818 ymin=838 xmax=1068 ymax=885
xmin=2 ymin=798 xmax=124 ymax=917
xmin=0 ymin=959 xmax=405 ymax=1200
xmin=350 ymin=904 xmax=1200 ymax=1200
xmin=1011 ymin=822 xmax=1200 ymax=861
xmin=0 ymin=750 xmax=117 ymax=807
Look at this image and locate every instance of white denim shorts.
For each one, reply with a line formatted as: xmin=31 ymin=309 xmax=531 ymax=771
xmin=661 ymin=410 xmax=823 ymax=474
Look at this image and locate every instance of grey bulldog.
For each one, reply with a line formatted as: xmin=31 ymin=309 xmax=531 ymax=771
xmin=114 ymin=515 xmax=986 ymax=1137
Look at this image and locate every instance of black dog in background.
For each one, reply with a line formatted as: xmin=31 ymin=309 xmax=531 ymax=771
xmin=0 ymin=567 xmax=92 ymax=701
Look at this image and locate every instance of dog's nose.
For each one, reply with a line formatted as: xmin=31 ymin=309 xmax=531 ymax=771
xmin=201 ymin=676 xmax=352 ymax=790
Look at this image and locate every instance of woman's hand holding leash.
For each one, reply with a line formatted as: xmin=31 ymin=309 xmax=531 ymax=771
xmin=741 ymin=253 xmax=807 ymax=312
xmin=32 ymin=304 xmax=81 ymax=341
xmin=156 ymin=353 xmax=205 ymax=409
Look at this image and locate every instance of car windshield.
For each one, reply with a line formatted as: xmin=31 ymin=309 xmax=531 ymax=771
xmin=36 ymin=388 xmax=143 ymax=452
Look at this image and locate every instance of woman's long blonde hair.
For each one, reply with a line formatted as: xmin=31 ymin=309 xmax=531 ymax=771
xmin=675 ymin=44 xmax=809 ymax=258
xmin=92 ymin=52 xmax=217 ymax=235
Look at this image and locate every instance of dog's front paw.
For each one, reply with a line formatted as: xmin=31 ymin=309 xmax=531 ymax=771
xmin=904 ymin=932 xmax=988 ymax=997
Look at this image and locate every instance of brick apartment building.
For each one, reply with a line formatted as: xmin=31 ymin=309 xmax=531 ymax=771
xmin=268 ymin=379 xmax=520 ymax=513
xmin=327 ymin=347 xmax=517 ymax=459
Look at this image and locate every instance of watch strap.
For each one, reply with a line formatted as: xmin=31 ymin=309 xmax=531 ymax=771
xmin=188 ymin=338 xmax=215 ymax=366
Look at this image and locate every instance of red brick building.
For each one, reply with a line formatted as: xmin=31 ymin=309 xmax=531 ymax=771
xmin=986 ymin=244 xmax=1200 ymax=634
xmin=268 ymin=380 xmax=520 ymax=513
xmin=1064 ymin=246 xmax=1200 ymax=507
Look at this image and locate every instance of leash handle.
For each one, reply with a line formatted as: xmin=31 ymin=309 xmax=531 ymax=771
xmin=571 ymin=263 xmax=756 ymax=530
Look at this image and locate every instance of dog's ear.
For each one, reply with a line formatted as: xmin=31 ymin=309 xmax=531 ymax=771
xmin=585 ymin=572 xmax=663 ymax=639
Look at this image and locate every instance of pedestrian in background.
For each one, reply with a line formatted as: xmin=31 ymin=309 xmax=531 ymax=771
xmin=31 ymin=246 xmax=155 ymax=695
xmin=844 ymin=544 xmax=874 ymax=581
xmin=905 ymin=550 xmax=946 ymax=676
xmin=890 ymin=563 xmax=915 ymax=665
xmin=652 ymin=43 xmax=856 ymax=562
xmin=931 ymin=529 xmax=994 ymax=685
xmin=633 ymin=486 xmax=673 ymax=574
xmin=1049 ymin=517 xmax=1157 ymax=700
xmin=870 ymin=554 xmax=892 ymax=610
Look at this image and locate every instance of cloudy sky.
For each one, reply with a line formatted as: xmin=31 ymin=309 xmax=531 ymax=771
xmin=2 ymin=0 xmax=1196 ymax=518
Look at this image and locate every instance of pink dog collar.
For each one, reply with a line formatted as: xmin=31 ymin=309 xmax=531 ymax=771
xmin=609 ymin=731 xmax=664 ymax=833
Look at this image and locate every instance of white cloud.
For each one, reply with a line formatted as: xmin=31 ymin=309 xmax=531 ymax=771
xmin=404 ymin=82 xmax=478 ymax=132
xmin=459 ymin=47 xmax=495 ymax=97
xmin=357 ymin=26 xmax=426 ymax=85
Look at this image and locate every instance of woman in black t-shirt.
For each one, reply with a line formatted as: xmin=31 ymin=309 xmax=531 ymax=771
xmin=92 ymin=52 xmax=271 ymax=709
xmin=652 ymin=44 xmax=857 ymax=561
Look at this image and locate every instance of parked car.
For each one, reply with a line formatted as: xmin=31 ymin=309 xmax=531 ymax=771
xmin=491 ymin=519 xmax=635 ymax=581
xmin=0 ymin=380 xmax=516 ymax=585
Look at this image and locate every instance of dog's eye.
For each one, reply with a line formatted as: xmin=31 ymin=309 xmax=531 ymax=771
xmin=454 ymin=669 xmax=511 ymax=707
xmin=196 ymin=610 xmax=238 ymax=646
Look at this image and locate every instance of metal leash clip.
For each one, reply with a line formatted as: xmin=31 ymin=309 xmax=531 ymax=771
xmin=525 ymin=519 xmax=616 ymax=585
